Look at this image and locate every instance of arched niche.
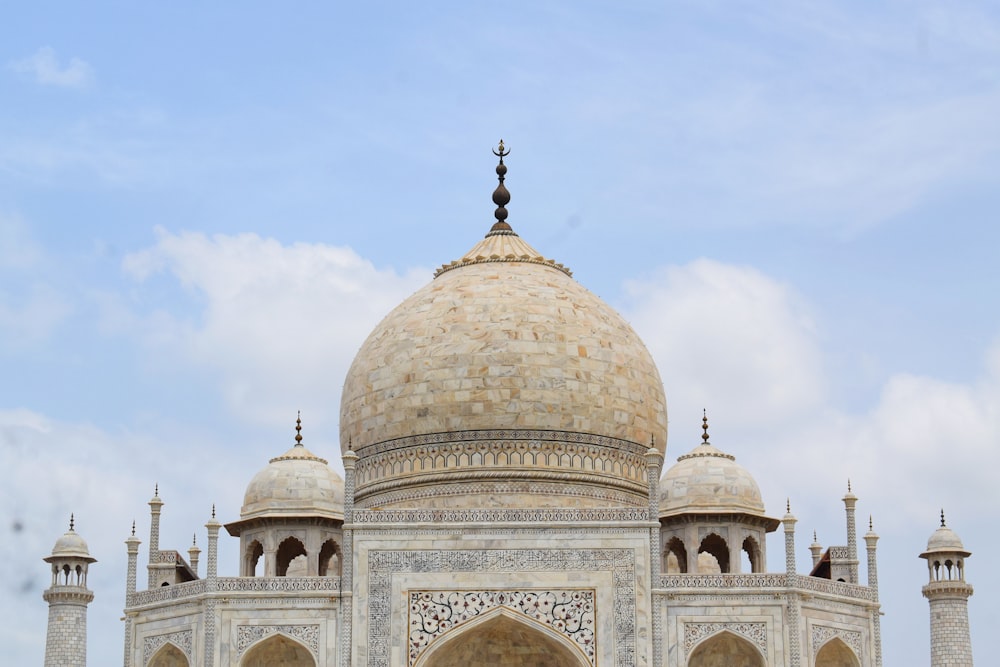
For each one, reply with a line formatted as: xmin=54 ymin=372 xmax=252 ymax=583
xmin=148 ymin=642 xmax=189 ymax=667
xmin=241 ymin=633 xmax=316 ymax=667
xmin=742 ymin=536 xmax=762 ymax=573
xmin=245 ymin=540 xmax=263 ymax=577
xmin=698 ymin=533 xmax=730 ymax=573
xmin=276 ymin=536 xmax=307 ymax=577
xmin=665 ymin=537 xmax=688 ymax=573
xmin=318 ymin=539 xmax=341 ymax=577
xmin=815 ymin=637 xmax=861 ymax=667
xmin=415 ymin=607 xmax=589 ymax=667
xmin=688 ymin=630 xmax=765 ymax=667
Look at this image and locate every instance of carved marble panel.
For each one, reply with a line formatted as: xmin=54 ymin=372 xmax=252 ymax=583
xmin=408 ymin=589 xmax=596 ymax=665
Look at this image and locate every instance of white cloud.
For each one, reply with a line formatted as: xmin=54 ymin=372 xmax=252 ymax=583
xmin=623 ymin=259 xmax=825 ymax=438
xmin=620 ymin=258 xmax=1000 ymax=534
xmin=9 ymin=47 xmax=93 ymax=89
xmin=122 ymin=228 xmax=429 ymax=428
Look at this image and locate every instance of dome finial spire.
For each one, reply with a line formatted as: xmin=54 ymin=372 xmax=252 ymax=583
xmin=69 ymin=513 xmax=75 ymax=531
xmin=940 ymin=508 xmax=946 ymax=527
xmin=488 ymin=140 xmax=514 ymax=235
xmin=295 ymin=411 xmax=303 ymax=446
xmin=701 ymin=409 xmax=710 ymax=444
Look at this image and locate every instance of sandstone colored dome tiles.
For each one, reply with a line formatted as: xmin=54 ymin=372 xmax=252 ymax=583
xmin=241 ymin=443 xmax=345 ymax=521
xmin=340 ymin=256 xmax=667 ymax=455
xmin=659 ymin=442 xmax=767 ymax=517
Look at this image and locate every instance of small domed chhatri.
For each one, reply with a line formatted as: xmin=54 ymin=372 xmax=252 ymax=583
xmin=340 ymin=142 xmax=668 ymax=510
xmin=240 ymin=413 xmax=344 ymax=521
xmin=922 ymin=511 xmax=971 ymax=557
xmin=658 ymin=413 xmax=778 ymax=574
xmin=48 ymin=515 xmax=95 ymax=561
xmin=225 ymin=414 xmax=346 ymax=579
xmin=659 ymin=412 xmax=770 ymax=518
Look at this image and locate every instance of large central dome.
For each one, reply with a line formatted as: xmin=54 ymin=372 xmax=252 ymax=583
xmin=340 ymin=147 xmax=667 ymax=510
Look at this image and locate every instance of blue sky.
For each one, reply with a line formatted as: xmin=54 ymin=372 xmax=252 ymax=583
xmin=2 ymin=2 xmax=998 ymax=665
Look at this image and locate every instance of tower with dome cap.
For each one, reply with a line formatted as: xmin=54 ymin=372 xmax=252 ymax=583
xmin=42 ymin=516 xmax=96 ymax=667
xmin=921 ymin=511 xmax=974 ymax=667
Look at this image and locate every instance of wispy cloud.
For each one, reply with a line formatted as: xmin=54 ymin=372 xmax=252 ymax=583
xmin=621 ymin=259 xmax=1000 ymax=529
xmin=8 ymin=47 xmax=93 ymax=89
xmin=122 ymin=228 xmax=429 ymax=429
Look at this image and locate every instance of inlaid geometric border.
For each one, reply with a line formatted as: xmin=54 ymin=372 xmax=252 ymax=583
xmin=143 ymin=629 xmax=193 ymax=664
xmin=811 ymin=625 xmax=862 ymax=658
xmin=408 ymin=589 xmax=596 ymax=666
xmin=368 ymin=549 xmax=636 ymax=667
xmin=683 ymin=622 xmax=767 ymax=658
xmin=236 ymin=624 xmax=320 ymax=658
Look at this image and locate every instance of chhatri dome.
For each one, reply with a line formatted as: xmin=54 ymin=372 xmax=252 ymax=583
xmin=922 ymin=510 xmax=971 ymax=557
xmin=239 ymin=414 xmax=344 ymax=522
xmin=659 ymin=412 xmax=771 ymax=520
xmin=46 ymin=515 xmax=95 ymax=562
xmin=340 ymin=141 xmax=668 ymax=510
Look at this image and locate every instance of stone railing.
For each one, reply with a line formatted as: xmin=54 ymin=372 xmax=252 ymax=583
xmin=216 ymin=577 xmax=341 ymax=593
xmin=657 ymin=573 xmax=876 ymax=602
xmin=794 ymin=574 xmax=876 ymax=601
xmin=128 ymin=579 xmax=206 ymax=606
xmin=828 ymin=546 xmax=851 ymax=560
xmin=353 ymin=507 xmax=649 ymax=524
xmin=127 ymin=576 xmax=342 ymax=607
xmin=659 ymin=574 xmax=787 ymax=590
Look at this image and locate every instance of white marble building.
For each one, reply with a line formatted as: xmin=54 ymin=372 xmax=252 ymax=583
xmin=42 ymin=146 xmax=973 ymax=667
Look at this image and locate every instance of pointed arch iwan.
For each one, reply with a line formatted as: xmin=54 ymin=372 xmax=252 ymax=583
xmin=413 ymin=606 xmax=590 ymax=667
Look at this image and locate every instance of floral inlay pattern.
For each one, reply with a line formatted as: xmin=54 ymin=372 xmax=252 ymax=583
xmin=408 ymin=589 xmax=596 ymax=666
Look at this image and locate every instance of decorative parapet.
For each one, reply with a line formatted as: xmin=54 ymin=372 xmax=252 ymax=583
xmin=829 ymin=546 xmax=851 ymax=560
xmin=126 ymin=577 xmax=341 ymax=607
xmin=155 ymin=550 xmax=183 ymax=564
xmin=656 ymin=574 xmax=877 ymax=602
xmin=353 ymin=507 xmax=649 ymax=524
xmin=659 ymin=574 xmax=787 ymax=589
xmin=128 ymin=579 xmax=206 ymax=606
xmin=216 ymin=577 xmax=341 ymax=593
xmin=794 ymin=574 xmax=876 ymax=601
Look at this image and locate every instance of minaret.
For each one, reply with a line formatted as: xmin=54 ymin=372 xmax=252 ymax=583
xmin=921 ymin=511 xmax=974 ymax=667
xmin=782 ymin=500 xmax=797 ymax=575
xmin=843 ymin=480 xmax=859 ymax=583
xmin=147 ymin=485 xmax=163 ymax=588
xmin=809 ymin=530 xmax=823 ymax=568
xmin=43 ymin=515 xmax=96 ymax=667
xmin=123 ymin=521 xmax=141 ymax=667
xmin=782 ymin=501 xmax=802 ymax=667
xmin=865 ymin=517 xmax=882 ymax=667
xmin=188 ymin=534 xmax=201 ymax=577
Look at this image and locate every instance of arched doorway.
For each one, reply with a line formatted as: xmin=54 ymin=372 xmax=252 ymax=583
xmin=276 ymin=537 xmax=307 ymax=577
xmin=815 ymin=638 xmax=861 ymax=667
xmin=698 ymin=534 xmax=730 ymax=573
xmin=148 ymin=643 xmax=189 ymax=667
xmin=665 ymin=537 xmax=688 ymax=573
xmin=241 ymin=634 xmax=316 ymax=667
xmin=688 ymin=630 xmax=764 ymax=667
xmin=416 ymin=609 xmax=589 ymax=667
